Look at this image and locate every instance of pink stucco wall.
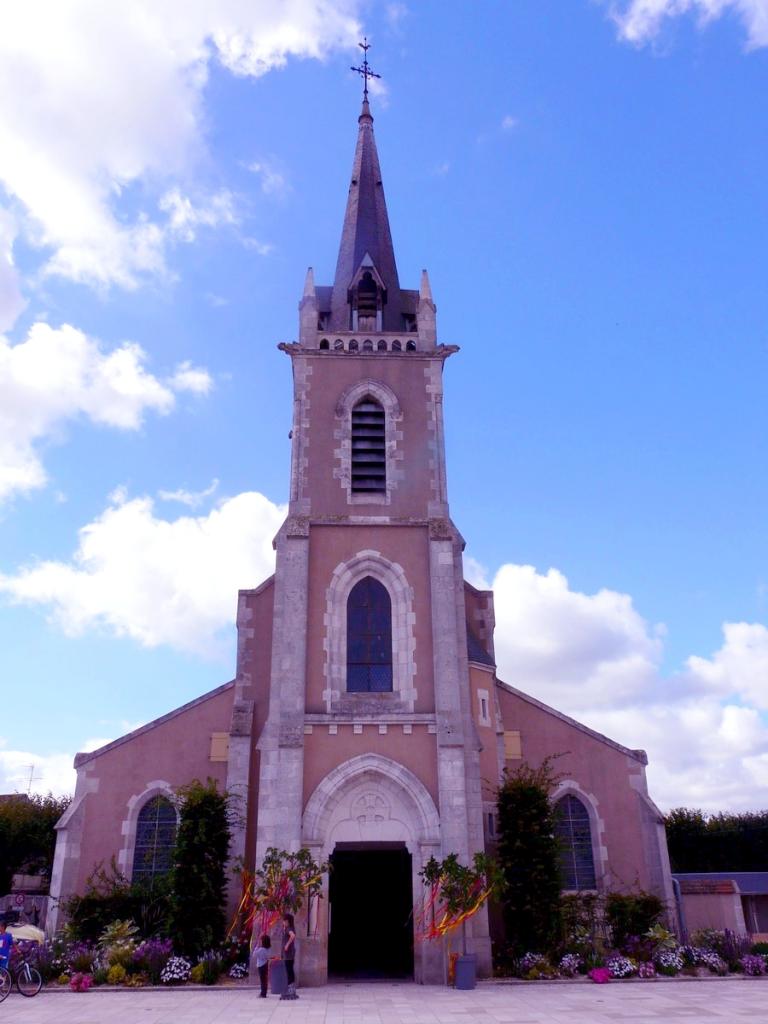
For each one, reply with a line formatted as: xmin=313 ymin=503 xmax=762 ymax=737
xmin=496 ymin=683 xmax=659 ymax=893
xmin=303 ymin=727 xmax=439 ymax=810
xmin=71 ymin=684 xmax=234 ymax=892
xmin=302 ymin=354 xmax=438 ymax=518
xmin=304 ymin=524 xmax=435 ymax=713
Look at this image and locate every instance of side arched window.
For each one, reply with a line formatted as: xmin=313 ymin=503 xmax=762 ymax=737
xmin=133 ymin=795 xmax=176 ymax=883
xmin=347 ymin=577 xmax=393 ymax=693
xmin=555 ymin=794 xmax=596 ymax=890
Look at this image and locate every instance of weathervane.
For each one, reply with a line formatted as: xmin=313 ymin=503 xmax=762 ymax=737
xmin=350 ymin=37 xmax=380 ymax=101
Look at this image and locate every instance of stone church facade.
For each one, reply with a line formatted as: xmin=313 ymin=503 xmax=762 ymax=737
xmin=49 ymin=97 xmax=673 ymax=984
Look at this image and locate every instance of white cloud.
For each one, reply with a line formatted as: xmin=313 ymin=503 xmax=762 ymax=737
xmin=685 ymin=621 xmax=768 ymax=709
xmin=0 ymin=741 xmax=75 ymax=797
xmin=0 ymin=322 xmax=212 ymax=502
xmin=489 ymin=561 xmax=768 ymax=810
xmin=386 ymin=3 xmax=409 ymax=30
xmin=500 ymin=114 xmax=518 ymax=131
xmin=246 ymin=160 xmax=291 ymax=198
xmin=607 ymin=0 xmax=768 ymax=49
xmin=159 ymin=188 xmax=238 ymax=243
xmin=0 ymin=1 xmax=362 ymax=293
xmin=168 ymin=360 xmax=213 ymax=395
xmin=0 ymin=210 xmax=26 ymax=332
xmin=159 ymin=478 xmax=220 ymax=508
xmin=0 ymin=488 xmax=286 ymax=656
xmin=463 ymin=555 xmax=491 ymax=590
xmin=492 ymin=564 xmax=663 ymax=711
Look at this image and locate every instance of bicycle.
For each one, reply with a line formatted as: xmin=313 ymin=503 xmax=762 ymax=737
xmin=0 ymin=949 xmax=43 ymax=998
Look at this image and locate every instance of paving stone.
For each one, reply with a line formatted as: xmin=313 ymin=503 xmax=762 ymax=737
xmin=1 ymin=979 xmax=766 ymax=1024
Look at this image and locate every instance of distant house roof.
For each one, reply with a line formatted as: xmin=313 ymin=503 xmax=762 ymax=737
xmin=0 ymin=794 xmax=30 ymax=803
xmin=673 ymin=872 xmax=768 ymax=895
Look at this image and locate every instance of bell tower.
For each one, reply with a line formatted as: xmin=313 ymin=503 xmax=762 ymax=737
xmin=250 ymin=59 xmax=491 ymax=984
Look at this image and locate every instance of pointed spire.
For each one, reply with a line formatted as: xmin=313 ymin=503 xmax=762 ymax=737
xmin=303 ymin=266 xmax=316 ymax=298
xmin=330 ymin=97 xmax=401 ymax=330
xmin=419 ymin=269 xmax=433 ymax=303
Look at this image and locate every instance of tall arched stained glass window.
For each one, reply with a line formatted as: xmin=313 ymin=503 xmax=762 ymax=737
xmin=133 ymin=795 xmax=177 ymax=883
xmin=347 ymin=576 xmax=393 ymax=693
xmin=555 ymin=794 xmax=597 ymax=890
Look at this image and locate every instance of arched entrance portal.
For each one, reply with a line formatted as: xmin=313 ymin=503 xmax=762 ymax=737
xmin=301 ymin=754 xmax=442 ymax=985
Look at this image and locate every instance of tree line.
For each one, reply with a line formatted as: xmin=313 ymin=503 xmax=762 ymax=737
xmin=665 ymin=808 xmax=768 ymax=873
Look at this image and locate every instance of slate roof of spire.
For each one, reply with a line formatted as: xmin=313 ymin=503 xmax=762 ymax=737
xmin=330 ymin=99 xmax=403 ymax=331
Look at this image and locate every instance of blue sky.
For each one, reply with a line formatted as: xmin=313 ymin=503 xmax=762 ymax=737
xmin=0 ymin=0 xmax=767 ymax=810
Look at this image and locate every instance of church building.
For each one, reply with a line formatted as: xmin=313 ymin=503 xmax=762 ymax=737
xmin=49 ymin=86 xmax=673 ymax=984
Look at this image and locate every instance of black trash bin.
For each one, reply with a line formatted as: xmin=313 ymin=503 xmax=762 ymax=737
xmin=269 ymin=958 xmax=287 ymax=995
xmin=454 ymin=953 xmax=477 ymax=990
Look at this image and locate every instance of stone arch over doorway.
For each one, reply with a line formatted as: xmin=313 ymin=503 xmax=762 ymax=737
xmin=301 ymin=754 xmax=442 ymax=984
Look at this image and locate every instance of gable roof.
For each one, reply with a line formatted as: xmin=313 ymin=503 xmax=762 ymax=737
xmin=496 ymin=677 xmax=648 ymax=765
xmin=73 ymin=680 xmax=235 ymax=768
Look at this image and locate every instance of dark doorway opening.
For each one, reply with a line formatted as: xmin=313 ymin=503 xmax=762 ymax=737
xmin=328 ymin=842 xmax=414 ymax=979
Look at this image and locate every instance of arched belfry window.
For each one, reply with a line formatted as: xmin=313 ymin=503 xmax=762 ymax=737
xmin=351 ymin=397 xmax=386 ymax=493
xmin=555 ymin=794 xmax=597 ymax=890
xmin=347 ymin=576 xmax=393 ymax=693
xmin=132 ymin=794 xmax=177 ymax=883
xmin=355 ymin=270 xmax=380 ymax=331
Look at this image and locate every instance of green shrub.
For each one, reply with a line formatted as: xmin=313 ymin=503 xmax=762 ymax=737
xmin=167 ymin=779 xmax=232 ymax=957
xmin=92 ymin=967 xmax=109 ymax=986
xmin=751 ymin=942 xmax=768 ymax=955
xmin=496 ymin=758 xmax=563 ymax=959
xmin=106 ymin=964 xmax=127 ymax=985
xmin=199 ymin=953 xmax=223 ymax=985
xmin=605 ymin=892 xmax=663 ymax=949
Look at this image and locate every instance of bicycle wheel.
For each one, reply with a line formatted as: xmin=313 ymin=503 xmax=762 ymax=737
xmin=16 ymin=964 xmax=42 ymax=997
xmin=0 ymin=968 xmax=11 ymax=1002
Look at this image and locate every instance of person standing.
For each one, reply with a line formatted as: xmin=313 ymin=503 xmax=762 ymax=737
xmin=251 ymin=934 xmax=271 ymax=998
xmin=0 ymin=919 xmax=14 ymax=971
xmin=280 ymin=913 xmax=298 ymax=1000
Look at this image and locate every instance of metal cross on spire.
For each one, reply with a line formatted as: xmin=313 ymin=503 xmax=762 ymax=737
xmin=350 ymin=37 xmax=380 ymax=101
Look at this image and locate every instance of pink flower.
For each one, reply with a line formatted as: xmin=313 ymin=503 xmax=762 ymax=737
xmin=69 ymin=971 xmax=93 ymax=993
xmin=588 ymin=967 xmax=611 ymax=984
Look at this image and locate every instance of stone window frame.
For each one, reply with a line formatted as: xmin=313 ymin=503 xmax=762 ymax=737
xmin=550 ymin=780 xmax=608 ymax=893
xmin=117 ymin=780 xmax=178 ymax=881
xmin=323 ymin=549 xmax=417 ymax=713
xmin=477 ymin=687 xmax=491 ymax=727
xmin=333 ymin=379 xmax=403 ymax=506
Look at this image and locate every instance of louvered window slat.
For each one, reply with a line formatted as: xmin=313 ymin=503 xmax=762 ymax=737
xmin=351 ymin=398 xmax=386 ymax=493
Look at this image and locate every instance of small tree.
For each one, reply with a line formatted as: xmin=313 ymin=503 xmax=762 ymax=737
xmin=239 ymin=846 xmax=327 ymax=939
xmin=0 ymin=793 xmax=71 ymax=893
xmin=419 ymin=852 xmax=497 ymax=955
xmin=168 ymin=779 xmax=231 ymax=956
xmin=496 ymin=758 xmax=563 ymax=958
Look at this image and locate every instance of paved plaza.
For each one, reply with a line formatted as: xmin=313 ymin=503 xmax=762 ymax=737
xmin=1 ymin=979 xmax=767 ymax=1024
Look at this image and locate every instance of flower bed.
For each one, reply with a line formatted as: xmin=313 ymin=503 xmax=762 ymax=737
xmin=505 ymin=928 xmax=768 ymax=983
